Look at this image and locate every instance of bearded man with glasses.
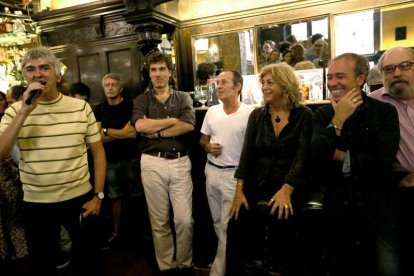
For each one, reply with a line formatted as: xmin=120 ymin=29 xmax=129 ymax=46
xmin=370 ymin=47 xmax=414 ymax=276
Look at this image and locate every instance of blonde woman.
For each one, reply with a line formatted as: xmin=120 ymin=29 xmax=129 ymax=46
xmin=227 ymin=63 xmax=313 ymax=275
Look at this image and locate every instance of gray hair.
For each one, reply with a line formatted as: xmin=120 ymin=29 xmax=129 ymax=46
xmin=377 ymin=47 xmax=414 ymax=75
xmin=102 ymin=73 xmax=124 ymax=88
xmin=21 ymin=47 xmax=62 ymax=77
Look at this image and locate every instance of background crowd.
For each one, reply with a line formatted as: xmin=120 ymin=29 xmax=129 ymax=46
xmin=0 ymin=45 xmax=414 ymax=276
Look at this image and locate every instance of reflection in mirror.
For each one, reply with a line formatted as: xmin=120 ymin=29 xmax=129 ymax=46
xmin=256 ymin=16 xmax=329 ymax=70
xmin=334 ymin=2 xmax=414 ymax=59
xmin=194 ymin=29 xmax=254 ymax=86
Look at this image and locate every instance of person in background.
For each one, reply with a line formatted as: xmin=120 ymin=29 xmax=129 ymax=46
xmin=306 ymin=33 xmax=324 ymax=61
xmin=227 ymin=63 xmax=313 ymax=275
xmin=0 ymin=47 xmax=106 ymax=275
xmin=131 ymin=51 xmax=195 ymax=274
xmin=199 ymin=70 xmax=253 ymax=275
xmin=268 ymin=49 xmax=281 ymax=64
xmin=310 ymin=53 xmax=401 ymax=275
xmin=6 ymin=85 xmax=25 ymax=105
xmin=369 ymin=46 xmax=414 ymax=275
xmin=69 ymin=82 xmax=91 ymax=102
xmin=0 ymin=92 xmax=6 ymax=118
xmin=312 ymin=39 xmax=330 ymax=68
xmin=0 ymin=90 xmax=28 ymax=268
xmin=197 ymin=63 xmax=216 ymax=86
xmin=366 ymin=65 xmax=383 ymax=93
xmin=282 ymin=49 xmax=292 ymax=65
xmin=294 ymin=60 xmax=316 ymax=71
xmin=260 ymin=40 xmax=276 ymax=67
xmin=95 ymin=73 xmax=139 ymax=250
xmin=278 ymin=41 xmax=292 ymax=56
xmin=286 ymin=34 xmax=297 ymax=45
xmin=289 ymin=43 xmax=307 ymax=68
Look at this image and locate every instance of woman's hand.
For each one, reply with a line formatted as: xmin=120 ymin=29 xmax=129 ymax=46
xmin=268 ymin=183 xmax=294 ymax=219
xmin=230 ymin=180 xmax=249 ymax=220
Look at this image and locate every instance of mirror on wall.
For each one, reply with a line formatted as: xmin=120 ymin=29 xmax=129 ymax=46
xmin=256 ymin=16 xmax=330 ymax=70
xmin=334 ymin=2 xmax=414 ymax=61
xmin=193 ymin=29 xmax=254 ymax=86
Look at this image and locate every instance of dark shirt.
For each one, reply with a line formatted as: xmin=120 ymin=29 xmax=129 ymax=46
xmin=95 ymin=99 xmax=139 ymax=162
xmin=131 ymin=89 xmax=195 ymax=153
xmin=235 ymin=104 xmax=313 ymax=200
xmin=310 ymin=93 xmax=400 ymax=191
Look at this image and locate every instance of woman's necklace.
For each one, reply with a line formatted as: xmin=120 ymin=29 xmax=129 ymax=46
xmin=275 ymin=115 xmax=281 ymax=123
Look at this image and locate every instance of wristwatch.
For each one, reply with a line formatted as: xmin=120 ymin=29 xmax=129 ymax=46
xmin=94 ymin=192 xmax=105 ymax=200
xmin=103 ymin=128 xmax=108 ymax=136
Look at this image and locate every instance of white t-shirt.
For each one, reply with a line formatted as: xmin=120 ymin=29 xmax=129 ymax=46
xmin=201 ymin=103 xmax=254 ymax=166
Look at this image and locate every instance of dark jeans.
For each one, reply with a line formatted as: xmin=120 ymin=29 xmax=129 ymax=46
xmin=23 ymin=192 xmax=105 ymax=276
xmin=323 ymin=187 xmax=401 ymax=276
xmin=226 ymin=201 xmax=297 ymax=276
xmin=400 ymin=186 xmax=414 ymax=276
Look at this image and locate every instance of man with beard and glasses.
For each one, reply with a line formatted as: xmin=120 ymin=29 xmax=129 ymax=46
xmin=310 ymin=53 xmax=401 ymax=275
xmin=370 ymin=47 xmax=414 ymax=275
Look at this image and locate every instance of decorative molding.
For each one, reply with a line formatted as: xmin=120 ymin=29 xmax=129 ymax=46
xmin=105 ymin=21 xmax=135 ymax=37
xmin=45 ymin=25 xmax=101 ymax=46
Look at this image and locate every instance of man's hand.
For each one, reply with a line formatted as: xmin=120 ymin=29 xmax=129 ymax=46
xmin=401 ymin=172 xmax=414 ymax=187
xmin=81 ymin=197 xmax=102 ymax=218
xmin=331 ymin=88 xmax=363 ymax=129
xmin=205 ymin=143 xmax=222 ymax=157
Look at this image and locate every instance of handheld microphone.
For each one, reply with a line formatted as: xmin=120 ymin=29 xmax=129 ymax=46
xmin=25 ymin=81 xmax=46 ymax=105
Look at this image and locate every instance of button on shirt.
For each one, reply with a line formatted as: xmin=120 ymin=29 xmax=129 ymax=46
xmin=130 ymin=88 xmax=195 ymax=153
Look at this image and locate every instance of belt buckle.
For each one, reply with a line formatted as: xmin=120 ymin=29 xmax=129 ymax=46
xmin=165 ymin=152 xmax=179 ymax=159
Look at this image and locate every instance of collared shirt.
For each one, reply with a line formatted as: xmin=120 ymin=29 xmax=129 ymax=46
xmin=370 ymin=87 xmax=414 ymax=174
xmin=131 ymin=88 xmax=195 ymax=153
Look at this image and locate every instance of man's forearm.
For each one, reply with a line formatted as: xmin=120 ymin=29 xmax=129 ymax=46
xmin=106 ymin=123 xmax=137 ymax=139
xmin=89 ymin=141 xmax=106 ymax=193
xmin=160 ymin=121 xmax=194 ymax=138
xmin=135 ymin=117 xmax=177 ymax=134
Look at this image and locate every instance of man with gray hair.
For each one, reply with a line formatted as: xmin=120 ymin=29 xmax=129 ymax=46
xmin=370 ymin=46 xmax=414 ymax=275
xmin=95 ymin=73 xmax=140 ymax=250
xmin=0 ymin=47 xmax=106 ymax=275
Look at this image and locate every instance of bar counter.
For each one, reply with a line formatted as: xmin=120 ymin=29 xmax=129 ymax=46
xmin=193 ymin=100 xmax=330 ymax=111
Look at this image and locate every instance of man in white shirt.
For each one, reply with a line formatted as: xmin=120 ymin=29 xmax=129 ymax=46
xmin=200 ymin=70 xmax=253 ymax=275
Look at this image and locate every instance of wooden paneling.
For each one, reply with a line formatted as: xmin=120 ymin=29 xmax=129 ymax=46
xmin=53 ymin=38 xmax=144 ymax=106
xmin=107 ymin=49 xmax=136 ymax=100
xmin=78 ymin=54 xmax=105 ymax=104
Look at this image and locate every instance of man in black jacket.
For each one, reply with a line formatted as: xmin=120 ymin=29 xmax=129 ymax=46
xmin=311 ymin=53 xmax=401 ymax=276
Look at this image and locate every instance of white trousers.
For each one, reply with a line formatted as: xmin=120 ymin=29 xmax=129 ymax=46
xmin=141 ymin=154 xmax=194 ymax=270
xmin=205 ymin=162 xmax=237 ymax=276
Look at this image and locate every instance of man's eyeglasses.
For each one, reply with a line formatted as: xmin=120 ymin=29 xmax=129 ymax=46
xmin=382 ymin=61 xmax=414 ymax=75
xmin=104 ymin=83 xmax=119 ymax=88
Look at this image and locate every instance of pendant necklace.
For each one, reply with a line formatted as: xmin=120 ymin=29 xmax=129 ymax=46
xmin=275 ymin=115 xmax=281 ymax=123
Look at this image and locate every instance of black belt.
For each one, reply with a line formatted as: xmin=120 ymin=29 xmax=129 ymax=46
xmin=208 ymin=160 xmax=236 ymax=169
xmin=146 ymin=151 xmax=187 ymax=160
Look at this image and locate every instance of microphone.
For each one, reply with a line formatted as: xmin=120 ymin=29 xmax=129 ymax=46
xmin=25 ymin=81 xmax=46 ymax=105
